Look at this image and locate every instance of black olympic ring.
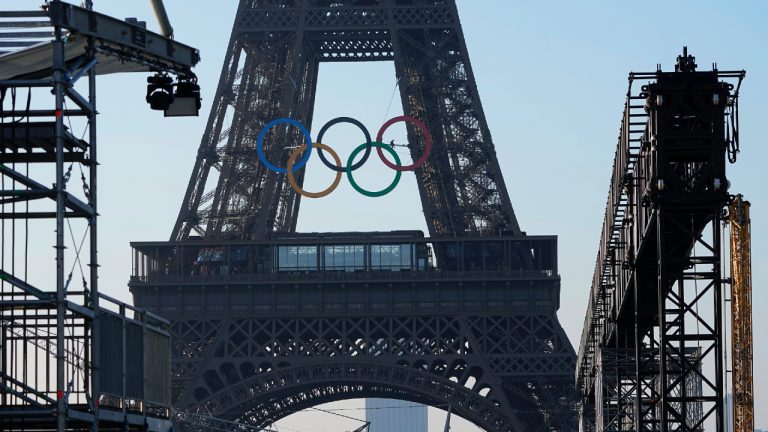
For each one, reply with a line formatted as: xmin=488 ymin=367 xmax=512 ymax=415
xmin=315 ymin=117 xmax=372 ymax=173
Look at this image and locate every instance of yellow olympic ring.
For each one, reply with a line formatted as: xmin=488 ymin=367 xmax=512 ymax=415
xmin=286 ymin=143 xmax=342 ymax=198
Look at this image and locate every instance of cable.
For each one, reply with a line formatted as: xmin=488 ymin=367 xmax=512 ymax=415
xmin=271 ymin=420 xmax=340 ymax=432
xmin=315 ymin=403 xmax=436 ymax=412
xmin=308 ymin=406 xmax=367 ymax=423
xmin=24 ymin=87 xmax=30 ymax=284
xmin=726 ymin=98 xmax=739 ymax=163
xmin=1 ymin=87 xmax=7 ymax=301
xmin=10 ymin=87 xmax=16 ymax=286
xmin=65 ymin=218 xmax=89 ymax=290
xmin=382 ymin=76 xmax=401 ymax=122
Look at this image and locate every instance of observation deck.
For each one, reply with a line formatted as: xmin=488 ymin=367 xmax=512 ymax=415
xmin=129 ymin=231 xmax=562 ymax=318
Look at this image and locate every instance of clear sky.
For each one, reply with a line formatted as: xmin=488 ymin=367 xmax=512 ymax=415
xmin=9 ymin=1 xmax=767 ymax=431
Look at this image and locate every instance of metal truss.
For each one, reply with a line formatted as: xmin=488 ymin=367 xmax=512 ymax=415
xmin=728 ymin=196 xmax=753 ymax=432
xmin=575 ymin=49 xmax=745 ymax=432
xmin=163 ymin=313 xmax=575 ymax=432
xmin=644 ymin=210 xmax=721 ymax=431
xmin=171 ymin=0 xmax=520 ymax=241
xmin=591 ymin=348 xmax=640 ymax=432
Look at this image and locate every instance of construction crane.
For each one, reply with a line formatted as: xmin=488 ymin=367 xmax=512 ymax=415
xmin=729 ymin=195 xmax=753 ymax=432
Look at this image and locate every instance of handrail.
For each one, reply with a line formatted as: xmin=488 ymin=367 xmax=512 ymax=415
xmin=576 ymin=75 xmax=648 ymax=390
xmin=129 ymin=269 xmax=557 ymax=285
xmin=98 ymin=291 xmax=170 ymax=326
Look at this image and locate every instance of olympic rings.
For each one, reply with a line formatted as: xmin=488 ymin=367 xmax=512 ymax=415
xmin=347 ymin=142 xmax=402 ymax=198
xmin=375 ymin=115 xmax=432 ymax=172
xmin=316 ymin=117 xmax=372 ymax=172
xmin=254 ymin=116 xmax=432 ymax=198
xmin=287 ymin=143 xmax=342 ymax=198
xmin=256 ymin=118 xmax=313 ymax=173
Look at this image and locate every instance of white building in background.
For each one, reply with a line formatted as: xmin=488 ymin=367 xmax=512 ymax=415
xmin=365 ymin=399 xmax=427 ymax=432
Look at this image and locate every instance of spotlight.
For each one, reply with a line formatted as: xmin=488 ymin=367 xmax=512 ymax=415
xmin=146 ymin=74 xmax=174 ymax=111
xmin=164 ymin=78 xmax=201 ymax=117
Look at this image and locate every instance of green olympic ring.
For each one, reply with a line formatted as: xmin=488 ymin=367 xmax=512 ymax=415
xmin=346 ymin=141 xmax=402 ymax=197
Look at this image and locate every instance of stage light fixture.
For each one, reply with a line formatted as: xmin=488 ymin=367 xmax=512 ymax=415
xmin=146 ymin=74 xmax=174 ymax=111
xmin=164 ymin=78 xmax=201 ymax=117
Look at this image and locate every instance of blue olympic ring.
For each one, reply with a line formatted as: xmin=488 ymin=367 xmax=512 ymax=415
xmin=256 ymin=118 xmax=313 ymax=174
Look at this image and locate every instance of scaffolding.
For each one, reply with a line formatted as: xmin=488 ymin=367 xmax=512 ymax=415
xmin=0 ymin=1 xmax=199 ymax=431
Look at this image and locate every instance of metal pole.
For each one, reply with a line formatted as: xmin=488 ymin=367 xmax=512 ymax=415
xmin=52 ymin=2 xmax=67 ymax=429
xmin=714 ymin=214 xmax=725 ymax=432
xmin=443 ymin=405 xmax=452 ymax=432
xmin=657 ymin=209 xmax=668 ymax=432
xmin=1 ymin=322 xmax=6 ymax=408
xmin=87 ymin=30 xmax=100 ymax=432
xmin=121 ymin=305 xmax=127 ymax=422
xmin=149 ymin=0 xmax=174 ymax=38
xmin=632 ymin=142 xmax=643 ymax=432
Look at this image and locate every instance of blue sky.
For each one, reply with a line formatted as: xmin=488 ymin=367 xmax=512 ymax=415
xmin=11 ymin=1 xmax=767 ymax=430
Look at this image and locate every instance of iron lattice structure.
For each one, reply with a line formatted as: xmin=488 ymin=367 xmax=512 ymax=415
xmin=133 ymin=2 xmax=578 ymax=430
xmin=575 ymin=50 xmax=745 ymax=432
xmin=171 ymin=0 xmax=520 ymax=241
xmin=130 ymin=234 xmax=577 ymax=431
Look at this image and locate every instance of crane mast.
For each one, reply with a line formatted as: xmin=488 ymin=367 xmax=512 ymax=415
xmin=729 ymin=195 xmax=753 ymax=432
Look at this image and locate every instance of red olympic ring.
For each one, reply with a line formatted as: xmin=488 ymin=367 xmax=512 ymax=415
xmin=375 ymin=115 xmax=433 ymax=172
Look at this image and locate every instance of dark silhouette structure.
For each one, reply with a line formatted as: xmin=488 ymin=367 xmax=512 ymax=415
xmin=130 ymin=1 xmax=577 ymax=431
xmin=576 ymin=50 xmax=745 ymax=432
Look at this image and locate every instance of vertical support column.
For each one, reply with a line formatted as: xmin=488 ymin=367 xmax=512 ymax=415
xmin=87 ymin=29 xmax=100 ymax=432
xmin=253 ymin=25 xmax=320 ymax=236
xmin=171 ymin=31 xmax=243 ymax=241
xmin=678 ymin=273 xmax=688 ymax=428
xmin=390 ymin=5 xmax=520 ymax=237
xmin=390 ymin=25 xmax=460 ymax=238
xmin=121 ymin=304 xmax=127 ymax=422
xmin=201 ymin=27 xmax=320 ymax=239
xmin=52 ymin=8 xmax=68 ymax=431
xmin=713 ymin=214 xmax=725 ymax=432
xmin=1 ymin=322 xmax=6 ymax=408
xmin=634 ymin=271 xmax=643 ymax=432
xmin=656 ymin=209 xmax=669 ymax=432
xmin=142 ymin=311 xmax=148 ymax=419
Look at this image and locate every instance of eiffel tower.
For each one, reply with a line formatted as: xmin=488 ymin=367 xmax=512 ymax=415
xmin=130 ymin=1 xmax=577 ymax=430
